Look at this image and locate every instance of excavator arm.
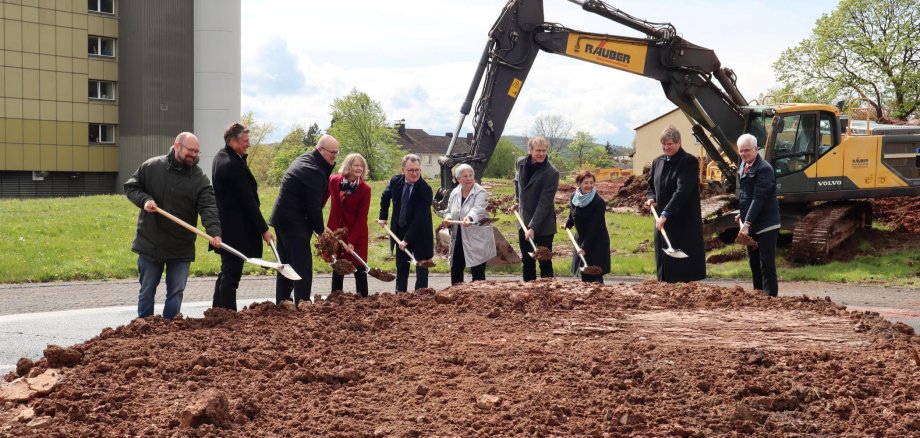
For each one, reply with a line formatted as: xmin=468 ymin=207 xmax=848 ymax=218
xmin=436 ymin=0 xmax=747 ymax=208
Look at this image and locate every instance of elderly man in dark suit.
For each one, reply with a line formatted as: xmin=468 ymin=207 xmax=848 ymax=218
xmin=736 ymin=133 xmax=781 ymax=296
xmin=514 ymin=136 xmax=560 ymax=281
xmin=378 ymin=154 xmax=433 ymax=292
xmin=270 ymin=134 xmax=338 ymax=304
xmin=645 ymin=126 xmax=706 ymax=283
xmin=211 ymin=123 xmax=273 ymax=311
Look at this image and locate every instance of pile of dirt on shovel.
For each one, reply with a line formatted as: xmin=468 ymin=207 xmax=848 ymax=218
xmin=3 ymin=280 xmax=920 ymax=436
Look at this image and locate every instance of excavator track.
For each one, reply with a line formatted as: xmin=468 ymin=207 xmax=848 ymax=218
xmin=787 ymin=202 xmax=872 ymax=264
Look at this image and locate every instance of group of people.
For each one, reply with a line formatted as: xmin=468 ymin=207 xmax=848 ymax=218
xmin=124 ymin=122 xmax=779 ymax=320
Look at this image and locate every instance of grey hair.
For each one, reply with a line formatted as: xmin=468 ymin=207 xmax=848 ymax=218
xmin=452 ymin=163 xmax=475 ymax=179
xmin=659 ymin=126 xmax=681 ymax=144
xmin=338 ymin=153 xmax=368 ymax=178
xmin=737 ymin=133 xmax=758 ymax=150
xmin=528 ymin=136 xmax=548 ymax=150
xmin=401 ymin=154 xmax=421 ymax=167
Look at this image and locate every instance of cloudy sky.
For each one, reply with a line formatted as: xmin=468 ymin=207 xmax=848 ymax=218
xmin=241 ymin=0 xmax=837 ymax=146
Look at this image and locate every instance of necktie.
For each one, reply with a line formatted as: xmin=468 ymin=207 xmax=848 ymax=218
xmin=398 ymin=183 xmax=412 ymax=227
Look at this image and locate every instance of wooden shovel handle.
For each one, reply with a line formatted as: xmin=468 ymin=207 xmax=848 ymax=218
xmin=378 ymin=222 xmax=404 ymax=245
xmin=155 ymin=207 xmax=212 ymax=240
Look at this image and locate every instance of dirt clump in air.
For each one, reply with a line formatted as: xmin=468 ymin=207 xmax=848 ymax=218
xmin=2 ymin=280 xmax=919 ymax=436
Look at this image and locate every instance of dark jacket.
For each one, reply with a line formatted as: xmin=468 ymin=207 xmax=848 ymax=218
xmin=565 ymin=193 xmax=611 ymax=275
xmin=514 ymin=155 xmax=560 ymax=236
xmin=737 ymin=155 xmax=781 ymax=234
xmin=269 ymin=149 xmax=333 ymax=235
xmin=124 ymin=151 xmax=221 ymax=262
xmin=379 ymin=175 xmax=434 ymax=260
xmin=646 ymin=148 xmax=706 ymax=282
xmin=212 ymin=146 xmax=268 ymax=258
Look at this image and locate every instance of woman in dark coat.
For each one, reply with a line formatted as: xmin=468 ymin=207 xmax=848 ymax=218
xmin=645 ymin=126 xmax=706 ymax=283
xmin=564 ymin=170 xmax=610 ymax=283
xmin=326 ymin=153 xmax=372 ymax=297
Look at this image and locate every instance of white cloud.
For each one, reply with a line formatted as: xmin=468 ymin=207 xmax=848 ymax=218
xmin=242 ymin=0 xmax=837 ymax=145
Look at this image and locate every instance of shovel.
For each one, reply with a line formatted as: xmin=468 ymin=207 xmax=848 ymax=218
xmin=564 ymin=228 xmax=603 ymax=275
xmin=378 ymin=223 xmax=436 ymax=268
xmin=444 ymin=217 xmax=499 ymax=226
xmin=154 ymin=207 xmax=302 ymax=280
xmin=513 ymin=210 xmax=552 ymax=261
xmin=649 ymin=206 xmax=689 ymax=259
xmin=336 ymin=238 xmax=395 ymax=282
xmin=315 ymin=230 xmax=356 ymax=275
xmin=268 ymin=239 xmax=303 ymax=281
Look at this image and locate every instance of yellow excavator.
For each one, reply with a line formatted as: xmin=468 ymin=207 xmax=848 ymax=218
xmin=435 ymin=0 xmax=920 ymax=263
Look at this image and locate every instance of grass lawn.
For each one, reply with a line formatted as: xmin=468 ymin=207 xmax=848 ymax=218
xmin=0 ymin=178 xmax=917 ymax=287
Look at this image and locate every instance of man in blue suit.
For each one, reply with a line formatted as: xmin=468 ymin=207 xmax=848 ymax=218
xmin=378 ymin=154 xmax=433 ymax=292
xmin=736 ymin=133 xmax=781 ymax=296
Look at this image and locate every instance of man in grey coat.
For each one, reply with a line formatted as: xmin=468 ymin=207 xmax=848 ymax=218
xmin=124 ymin=132 xmax=222 ymax=320
xmin=736 ymin=133 xmax=781 ymax=296
xmin=514 ymin=136 xmax=560 ymax=281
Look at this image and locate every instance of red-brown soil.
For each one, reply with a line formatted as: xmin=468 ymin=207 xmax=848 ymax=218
xmin=873 ymin=196 xmax=920 ymax=233
xmin=3 ymin=280 xmax=920 ymax=436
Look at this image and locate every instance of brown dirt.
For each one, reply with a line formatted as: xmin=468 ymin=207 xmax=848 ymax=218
xmin=416 ymin=259 xmax=437 ymax=268
xmin=331 ymin=259 xmax=357 ymax=276
xmin=581 ymin=265 xmax=604 ymax=276
xmin=367 ymin=268 xmax=396 ymax=283
xmin=532 ymin=246 xmax=553 ymax=261
xmin=873 ymin=196 xmax=920 ymax=233
xmin=3 ymin=280 xmax=920 ymax=436
xmin=314 ymin=228 xmax=349 ymax=256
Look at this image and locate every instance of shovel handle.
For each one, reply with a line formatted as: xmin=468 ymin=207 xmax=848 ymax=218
xmin=565 ymin=228 xmax=589 ymax=267
xmin=337 ymin=238 xmax=371 ymax=271
xmin=269 ymin=239 xmax=282 ymax=263
xmin=154 ymin=206 xmax=247 ymax=261
xmin=512 ymin=210 xmax=539 ymax=251
xmin=378 ymin=223 xmax=418 ymax=263
xmin=650 ymin=206 xmax=676 ymax=249
xmin=444 ymin=219 xmax=473 ymax=225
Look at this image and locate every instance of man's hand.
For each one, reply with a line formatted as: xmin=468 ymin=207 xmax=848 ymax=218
xmin=144 ymin=200 xmax=158 ymax=213
xmin=525 ymin=228 xmax=535 ymax=241
xmin=739 ymin=223 xmax=750 ymax=235
xmin=398 ymin=240 xmax=408 ymax=251
xmin=578 ymin=249 xmax=585 ymax=256
xmin=209 ymin=236 xmax=222 ymax=248
xmin=655 ymin=215 xmax=667 ymax=231
xmin=645 ymin=199 xmax=656 ymax=209
xmin=734 ymin=214 xmax=741 ymax=224
xmin=377 ymin=219 xmax=387 ymax=227
xmin=512 ymin=203 xmax=519 ymax=212
xmin=262 ymin=230 xmax=275 ymax=243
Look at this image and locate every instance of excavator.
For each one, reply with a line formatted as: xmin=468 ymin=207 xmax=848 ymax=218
xmin=435 ymin=0 xmax=920 ymax=264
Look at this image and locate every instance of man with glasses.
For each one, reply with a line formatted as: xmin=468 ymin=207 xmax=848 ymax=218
xmin=270 ymin=134 xmax=339 ymax=304
xmin=211 ymin=123 xmax=274 ymax=311
xmin=124 ymin=132 xmax=222 ymax=320
xmin=378 ymin=154 xmax=433 ymax=292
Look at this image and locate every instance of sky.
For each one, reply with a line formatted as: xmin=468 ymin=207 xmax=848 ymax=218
xmin=241 ymin=0 xmax=838 ymax=146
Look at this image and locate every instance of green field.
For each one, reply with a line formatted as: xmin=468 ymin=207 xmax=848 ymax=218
xmin=0 ymin=178 xmax=917 ymax=287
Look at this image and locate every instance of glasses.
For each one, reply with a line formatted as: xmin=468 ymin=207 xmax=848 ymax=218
xmin=179 ymin=143 xmax=200 ymax=155
xmin=320 ymin=145 xmax=340 ymax=156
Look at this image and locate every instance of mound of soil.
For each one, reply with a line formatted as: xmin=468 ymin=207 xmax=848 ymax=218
xmin=3 ymin=281 xmax=919 ymax=436
xmin=873 ymin=196 xmax=920 ymax=233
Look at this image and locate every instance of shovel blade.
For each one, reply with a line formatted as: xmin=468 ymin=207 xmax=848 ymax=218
xmin=278 ymin=264 xmax=302 ymax=281
xmin=663 ymin=248 xmax=689 ymax=259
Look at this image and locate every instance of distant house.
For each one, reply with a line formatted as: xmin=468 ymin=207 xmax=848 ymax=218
xmin=393 ymin=122 xmax=473 ymax=178
xmin=632 ymin=108 xmax=709 ymax=174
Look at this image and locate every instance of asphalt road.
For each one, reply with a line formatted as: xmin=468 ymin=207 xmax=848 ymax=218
xmin=1 ymin=274 xmax=917 ymax=374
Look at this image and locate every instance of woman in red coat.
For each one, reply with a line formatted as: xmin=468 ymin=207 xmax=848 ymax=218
xmin=327 ymin=153 xmax=372 ymax=296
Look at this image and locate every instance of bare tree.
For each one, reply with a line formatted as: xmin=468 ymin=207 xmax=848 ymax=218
xmin=530 ymin=113 xmax=573 ymax=152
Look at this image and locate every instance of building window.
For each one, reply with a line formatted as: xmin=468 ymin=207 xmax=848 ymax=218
xmin=88 ymin=36 xmax=115 ymax=57
xmin=426 ymin=155 xmax=432 ymax=164
xmin=89 ymin=124 xmax=115 ymax=144
xmin=88 ymin=0 xmax=115 ymax=14
xmin=88 ymin=80 xmax=116 ymax=100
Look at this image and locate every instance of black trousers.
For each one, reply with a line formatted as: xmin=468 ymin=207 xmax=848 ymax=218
xmin=332 ymin=268 xmax=369 ymax=297
xmin=519 ymin=229 xmax=553 ymax=281
xmin=213 ymin=252 xmax=244 ymax=310
xmin=395 ymin=248 xmax=428 ymax=292
xmin=747 ymin=229 xmax=779 ymax=297
xmin=274 ymin=225 xmax=313 ymax=305
xmin=450 ymin=229 xmax=486 ymax=285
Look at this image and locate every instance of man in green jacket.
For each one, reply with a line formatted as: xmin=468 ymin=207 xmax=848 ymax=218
xmin=124 ymin=132 xmax=222 ymax=319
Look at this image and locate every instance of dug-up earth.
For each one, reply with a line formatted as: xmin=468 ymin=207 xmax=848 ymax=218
xmin=2 ymin=280 xmax=920 ymax=437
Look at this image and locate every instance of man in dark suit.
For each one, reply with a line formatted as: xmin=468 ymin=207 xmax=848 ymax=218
xmin=269 ymin=134 xmax=338 ymax=304
xmin=513 ymin=136 xmax=560 ymax=281
xmin=211 ymin=123 xmax=273 ymax=311
xmin=378 ymin=154 xmax=433 ymax=292
xmin=645 ymin=126 xmax=706 ymax=283
xmin=736 ymin=133 xmax=781 ymax=296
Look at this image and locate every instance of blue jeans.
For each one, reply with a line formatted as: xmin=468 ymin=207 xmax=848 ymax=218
xmin=137 ymin=255 xmax=190 ymax=319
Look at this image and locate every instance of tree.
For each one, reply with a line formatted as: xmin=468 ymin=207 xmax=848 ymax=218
xmin=483 ymin=138 xmax=520 ymax=179
xmin=773 ymin=0 xmax=920 ymax=119
xmin=240 ymin=111 xmax=277 ymax=185
xmin=304 ymin=123 xmax=321 ymax=147
xmin=567 ymin=131 xmax=595 ymax=167
xmin=266 ymin=126 xmax=309 ymax=186
xmin=327 ymin=89 xmax=404 ymax=180
xmin=582 ymin=145 xmax=614 ymax=168
xmin=530 ymin=113 xmax=573 ymax=152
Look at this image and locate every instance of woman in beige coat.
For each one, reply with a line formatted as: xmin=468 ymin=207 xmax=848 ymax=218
xmin=440 ymin=164 xmax=496 ymax=284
